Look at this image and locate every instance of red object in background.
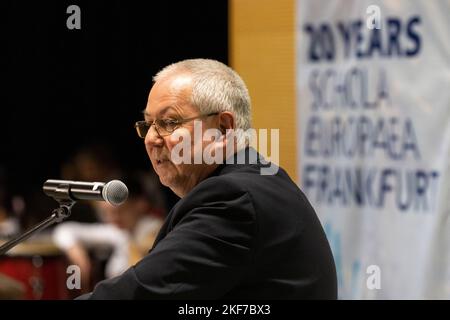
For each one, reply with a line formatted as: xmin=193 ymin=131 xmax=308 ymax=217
xmin=0 ymin=243 xmax=69 ymax=300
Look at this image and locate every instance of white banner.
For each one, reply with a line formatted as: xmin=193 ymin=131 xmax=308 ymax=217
xmin=296 ymin=0 xmax=450 ymax=299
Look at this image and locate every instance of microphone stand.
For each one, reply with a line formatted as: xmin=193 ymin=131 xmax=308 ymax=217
xmin=0 ymin=199 xmax=75 ymax=255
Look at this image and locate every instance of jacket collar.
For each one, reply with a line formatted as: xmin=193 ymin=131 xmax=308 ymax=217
xmin=209 ymin=146 xmax=264 ymax=177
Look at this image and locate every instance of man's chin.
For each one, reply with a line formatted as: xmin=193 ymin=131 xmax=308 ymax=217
xmin=158 ymin=174 xmax=173 ymax=188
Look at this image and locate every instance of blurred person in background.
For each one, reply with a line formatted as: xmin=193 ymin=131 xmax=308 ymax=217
xmin=60 ymin=143 xmax=123 ymax=224
xmin=0 ymin=166 xmax=25 ymax=299
xmin=0 ymin=166 xmax=20 ymax=239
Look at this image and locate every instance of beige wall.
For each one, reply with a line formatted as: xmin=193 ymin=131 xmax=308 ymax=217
xmin=229 ymin=0 xmax=297 ymax=181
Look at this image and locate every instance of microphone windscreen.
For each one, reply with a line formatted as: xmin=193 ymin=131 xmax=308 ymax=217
xmin=102 ymin=180 xmax=128 ymax=206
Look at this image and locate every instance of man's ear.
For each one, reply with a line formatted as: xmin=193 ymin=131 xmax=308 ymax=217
xmin=218 ymin=111 xmax=235 ymax=134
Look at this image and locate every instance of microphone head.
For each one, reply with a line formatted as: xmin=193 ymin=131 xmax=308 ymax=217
xmin=102 ymin=180 xmax=128 ymax=206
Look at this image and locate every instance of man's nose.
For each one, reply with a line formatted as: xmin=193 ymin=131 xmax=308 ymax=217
xmin=145 ymin=124 xmax=164 ymax=147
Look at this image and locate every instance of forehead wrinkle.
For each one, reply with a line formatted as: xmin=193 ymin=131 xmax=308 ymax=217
xmin=143 ymin=106 xmax=180 ymax=121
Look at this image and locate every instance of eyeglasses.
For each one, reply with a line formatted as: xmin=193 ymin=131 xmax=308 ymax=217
xmin=134 ymin=112 xmax=219 ymax=138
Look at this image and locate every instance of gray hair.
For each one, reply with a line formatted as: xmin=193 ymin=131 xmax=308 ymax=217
xmin=153 ymin=59 xmax=252 ymax=131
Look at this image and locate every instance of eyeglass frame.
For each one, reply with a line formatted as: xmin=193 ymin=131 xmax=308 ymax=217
xmin=134 ymin=112 xmax=220 ymax=138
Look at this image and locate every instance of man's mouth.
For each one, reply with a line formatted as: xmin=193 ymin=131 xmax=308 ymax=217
xmin=156 ymin=158 xmax=168 ymax=165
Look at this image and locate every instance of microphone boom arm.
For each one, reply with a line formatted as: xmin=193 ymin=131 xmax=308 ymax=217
xmin=1 ymin=179 xmax=128 ymax=255
xmin=0 ymin=198 xmax=75 ymax=255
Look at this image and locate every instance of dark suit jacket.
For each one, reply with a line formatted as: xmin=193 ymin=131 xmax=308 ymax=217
xmin=83 ymin=148 xmax=337 ymax=299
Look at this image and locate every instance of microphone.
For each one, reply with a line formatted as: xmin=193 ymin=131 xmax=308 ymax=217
xmin=43 ymin=179 xmax=128 ymax=206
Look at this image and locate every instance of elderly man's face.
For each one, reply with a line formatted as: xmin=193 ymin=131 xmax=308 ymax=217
xmin=143 ymin=74 xmax=220 ymax=197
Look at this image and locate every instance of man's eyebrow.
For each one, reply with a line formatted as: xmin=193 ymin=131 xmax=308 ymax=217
xmin=142 ymin=106 xmax=175 ymax=118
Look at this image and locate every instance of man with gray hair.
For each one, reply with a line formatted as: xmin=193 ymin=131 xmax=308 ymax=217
xmin=80 ymin=59 xmax=337 ymax=299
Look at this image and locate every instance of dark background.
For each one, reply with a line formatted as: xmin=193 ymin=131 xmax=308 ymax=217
xmin=0 ymin=1 xmax=228 ymax=210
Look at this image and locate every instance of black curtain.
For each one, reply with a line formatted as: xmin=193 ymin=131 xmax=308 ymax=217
xmin=0 ymin=0 xmax=228 ymax=203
